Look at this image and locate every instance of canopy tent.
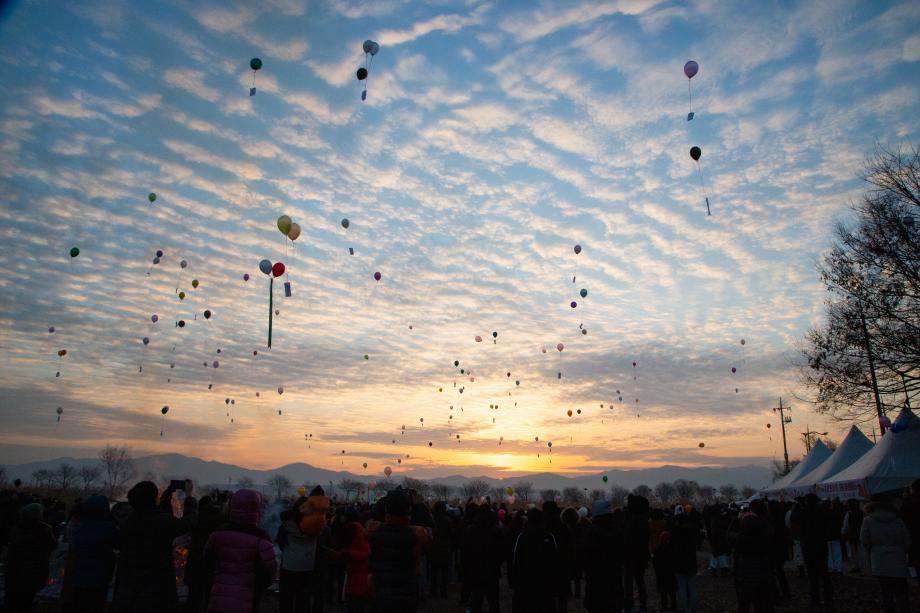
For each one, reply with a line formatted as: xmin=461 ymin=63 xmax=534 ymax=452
xmin=818 ymin=407 xmax=920 ymax=500
xmin=761 ymin=439 xmax=832 ymax=498
xmin=783 ymin=425 xmax=873 ymax=498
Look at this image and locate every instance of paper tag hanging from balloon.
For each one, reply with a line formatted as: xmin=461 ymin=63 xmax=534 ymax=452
xmin=250 ymin=87 xmax=256 ymax=96
xmin=284 ymin=281 xmax=292 ymax=297
xmin=361 ymin=90 xmax=367 ymax=101
xmin=349 ymin=247 xmax=354 ymax=255
xmin=687 ymin=112 xmax=694 ymax=121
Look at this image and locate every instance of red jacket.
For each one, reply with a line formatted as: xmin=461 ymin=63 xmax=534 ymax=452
xmin=344 ymin=521 xmax=370 ymax=596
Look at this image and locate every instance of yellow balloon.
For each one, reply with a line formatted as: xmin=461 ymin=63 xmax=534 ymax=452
xmin=506 ymin=487 xmax=514 ymax=496
xmin=297 ymin=486 xmax=306 ymax=496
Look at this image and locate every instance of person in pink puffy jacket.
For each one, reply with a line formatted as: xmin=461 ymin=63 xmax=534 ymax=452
xmin=204 ymin=489 xmax=278 ymax=613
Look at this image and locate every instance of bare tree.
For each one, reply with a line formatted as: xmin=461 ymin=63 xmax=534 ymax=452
xmin=800 ymin=146 xmax=920 ymax=421
xmin=698 ymin=485 xmax=716 ymax=504
xmin=771 ymin=459 xmax=801 ymax=481
xmin=267 ymin=474 xmax=293 ymax=501
xmin=654 ymin=482 xmax=676 ymax=505
xmin=673 ymin=479 xmax=700 ymax=503
xmin=339 ymin=479 xmax=363 ymax=501
xmin=236 ymin=476 xmax=255 ymax=489
xmin=631 ymin=484 xmax=652 ymax=500
xmin=460 ymin=479 xmax=492 ymax=500
xmin=0 ymin=466 xmax=7 ymax=487
xmin=99 ymin=445 xmax=135 ymax=499
xmin=75 ymin=466 xmax=99 ymax=494
xmin=32 ymin=469 xmax=53 ymax=489
xmin=562 ymin=487 xmax=582 ymax=504
xmin=55 ymin=463 xmax=77 ymax=492
xmin=718 ymin=484 xmax=739 ymax=501
xmin=430 ymin=483 xmax=454 ymax=501
xmin=400 ymin=477 xmax=431 ymax=498
xmin=539 ymin=488 xmax=560 ymax=502
xmin=740 ymin=485 xmax=757 ymax=499
xmin=609 ymin=485 xmax=629 ymax=507
xmin=512 ymin=481 xmax=534 ymax=503
xmin=589 ymin=489 xmax=606 ymax=502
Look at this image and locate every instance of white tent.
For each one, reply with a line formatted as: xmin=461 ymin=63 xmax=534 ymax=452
xmin=783 ymin=425 xmax=873 ymax=498
xmin=818 ymin=407 xmax=920 ymax=500
xmin=761 ymin=439 xmax=832 ymax=499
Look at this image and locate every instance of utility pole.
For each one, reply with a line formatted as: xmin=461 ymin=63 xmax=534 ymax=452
xmin=801 ymin=424 xmax=828 ymax=453
xmin=773 ymin=398 xmax=792 ymax=475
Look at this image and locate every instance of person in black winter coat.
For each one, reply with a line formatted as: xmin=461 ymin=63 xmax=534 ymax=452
xmin=184 ymin=495 xmax=224 ymax=613
xmin=623 ymin=495 xmax=650 ymax=613
xmin=731 ymin=501 xmax=774 ymax=613
xmin=429 ymin=501 xmax=453 ymax=599
xmin=583 ymin=500 xmax=624 ymax=613
xmin=652 ymin=531 xmax=677 ymax=612
xmin=462 ymin=505 xmax=504 ymax=613
xmin=799 ymin=494 xmax=833 ymax=608
xmin=511 ymin=508 xmax=559 ymax=613
xmin=4 ymin=502 xmax=58 ymax=613
xmin=671 ymin=508 xmax=699 ymax=613
xmin=766 ymin=500 xmax=791 ymax=602
xmin=68 ymin=495 xmax=117 ymax=613
xmin=111 ymin=480 xmax=198 ymax=613
xmin=543 ymin=501 xmax=573 ymax=612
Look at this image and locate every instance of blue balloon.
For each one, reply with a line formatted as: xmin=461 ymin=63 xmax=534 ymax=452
xmin=259 ymin=259 xmax=272 ymax=275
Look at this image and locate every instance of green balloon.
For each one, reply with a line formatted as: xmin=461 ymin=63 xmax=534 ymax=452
xmin=148 ymin=192 xmax=156 ymax=203
xmin=364 ymin=354 xmax=369 ymax=360
xmin=277 ymin=215 xmax=292 ymax=235
xmin=580 ymin=288 xmax=588 ymax=298
xmin=250 ymin=57 xmax=263 ymax=71
xmin=69 ymin=247 xmax=79 ymax=258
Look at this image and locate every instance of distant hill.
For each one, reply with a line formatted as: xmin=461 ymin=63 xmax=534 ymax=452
xmin=3 ymin=452 xmax=773 ymax=493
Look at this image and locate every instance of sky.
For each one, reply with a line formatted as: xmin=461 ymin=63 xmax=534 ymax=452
xmin=0 ymin=0 xmax=918 ymax=478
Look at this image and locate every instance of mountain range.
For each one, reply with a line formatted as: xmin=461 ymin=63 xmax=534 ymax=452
xmin=3 ymin=452 xmax=773 ymax=493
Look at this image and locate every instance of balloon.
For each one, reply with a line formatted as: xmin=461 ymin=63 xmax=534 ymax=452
xmin=203 ymin=310 xmax=211 ymax=319
xmin=156 ymin=250 xmax=163 ymax=258
xmin=341 ymin=218 xmax=350 ymax=229
xmin=766 ymin=423 xmax=771 ymax=428
xmin=492 ymin=331 xmax=498 ymax=338
xmin=731 ymin=367 xmax=736 ymax=373
xmin=69 ymin=247 xmax=79 ymax=258
xmin=580 ymin=288 xmax=587 ymax=298
xmin=161 ymin=405 xmax=169 ymax=415
xmin=364 ymin=354 xmax=369 ymax=360
xmin=690 ymin=146 xmax=701 ymax=161
xmin=567 ymin=410 xmax=572 ymax=417
xmin=180 ymin=260 xmax=188 ymax=269
xmin=356 ymin=67 xmax=368 ymax=81
xmin=151 ymin=314 xmax=158 ymax=323
xmin=212 ymin=360 xmax=219 ymax=368
xmin=272 ymin=262 xmax=285 ymax=277
xmin=740 ymin=339 xmax=746 ymax=346
xmin=191 ymin=279 xmax=199 ymax=288
xmin=384 ymin=466 xmax=392 ymax=477
xmin=178 ymin=292 xmax=186 ymax=300
xmin=556 ymin=343 xmax=564 ymax=352
xmin=602 ymin=475 xmax=608 ymax=483
xmin=570 ymin=301 xmax=577 ymax=308
xmin=277 ymin=215 xmax=292 ymax=235
xmin=698 ymin=442 xmax=705 ymax=448
xmin=573 ymin=244 xmax=582 ymax=254
xmin=243 ymin=273 xmax=250 ymax=281
xmin=56 ymin=407 xmax=63 ymax=415
xmin=297 ymin=486 xmax=306 ymax=496
xmin=253 ymin=350 xmax=258 ymax=356
xmin=547 ymin=441 xmax=552 ymax=448
xmin=250 ymin=57 xmax=262 ymax=71
xmin=428 ymin=442 xmax=432 ymax=447
xmin=142 ymin=337 xmax=150 ymax=345
xmin=475 ymin=335 xmax=482 ymax=342
xmin=152 ymin=257 xmax=160 ymax=265
xmin=275 ymin=309 xmax=280 ymax=315
xmin=684 ymin=60 xmax=699 ymax=79
xmin=148 ymin=192 xmax=157 ymax=203
xmin=259 ymin=259 xmax=272 ymax=275
xmin=288 ymin=223 xmax=301 ymax=241
xmin=58 ymin=349 xmax=67 ymax=357
xmin=177 ymin=320 xmax=186 ymax=327
xmin=48 ymin=326 xmax=55 ymax=333
xmin=581 ymin=329 xmax=588 ymax=335
xmin=363 ymin=462 xmax=368 ymax=469
xmin=363 ymin=40 xmax=379 ymax=56
xmin=633 ymin=362 xmax=637 ymax=367
xmin=278 ymin=386 xmax=284 ymax=394
xmin=374 ymin=271 xmax=381 ymax=281
xmin=454 ymin=360 xmax=460 ymax=367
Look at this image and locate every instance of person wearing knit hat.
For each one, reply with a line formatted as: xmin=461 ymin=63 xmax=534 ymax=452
xmin=4 ymin=502 xmax=58 ymax=612
xmin=583 ymin=498 xmax=623 ymax=611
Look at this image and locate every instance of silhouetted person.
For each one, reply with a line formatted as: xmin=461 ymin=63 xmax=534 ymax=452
xmin=623 ymin=495 xmax=650 ymax=613
xmin=732 ymin=501 xmax=773 ymax=613
xmin=429 ymin=501 xmax=453 ymax=599
xmin=582 ymin=500 xmax=624 ymax=613
xmin=462 ymin=505 xmax=504 ymax=613
xmin=4 ymin=502 xmax=57 ymax=613
xmin=799 ymin=494 xmax=832 ymax=608
xmin=861 ymin=494 xmax=911 ymax=613
xmin=511 ymin=508 xmax=558 ymax=613
xmin=69 ymin=495 xmax=117 ymax=613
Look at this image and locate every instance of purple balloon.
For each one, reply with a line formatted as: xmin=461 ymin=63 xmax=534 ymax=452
xmin=48 ymin=326 xmax=55 ymax=333
xmin=142 ymin=337 xmax=150 ymax=345
xmin=212 ymin=360 xmax=219 ymax=368
xmin=684 ymin=60 xmax=699 ymax=79
xmin=374 ymin=271 xmax=382 ymax=281
xmin=243 ymin=273 xmax=250 ymax=281
xmin=151 ymin=314 xmax=159 ymax=323
xmin=156 ymin=250 xmax=163 ymax=258
xmin=573 ymin=244 xmax=582 ymax=255
xmin=570 ymin=301 xmax=577 ymax=308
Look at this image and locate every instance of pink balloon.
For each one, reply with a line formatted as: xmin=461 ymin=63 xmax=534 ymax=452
xmin=475 ymin=335 xmax=482 ymax=342
xmin=556 ymin=343 xmax=564 ymax=352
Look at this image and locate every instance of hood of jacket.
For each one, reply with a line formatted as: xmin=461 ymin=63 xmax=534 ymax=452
xmin=229 ymin=488 xmax=262 ymax=527
xmin=865 ymin=500 xmax=898 ymax=522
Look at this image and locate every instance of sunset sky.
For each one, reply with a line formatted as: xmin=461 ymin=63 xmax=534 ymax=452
xmin=1 ymin=0 xmax=918 ymax=478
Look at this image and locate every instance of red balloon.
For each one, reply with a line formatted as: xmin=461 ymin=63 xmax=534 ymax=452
xmin=272 ymin=262 xmax=285 ymax=277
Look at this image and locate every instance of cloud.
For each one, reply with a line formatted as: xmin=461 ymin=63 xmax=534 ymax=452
xmin=500 ymin=0 xmax=664 ymax=42
xmin=164 ymin=68 xmax=221 ymax=102
xmin=376 ymin=5 xmax=489 ymax=46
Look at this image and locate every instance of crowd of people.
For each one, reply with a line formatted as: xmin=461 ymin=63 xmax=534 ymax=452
xmin=0 ymin=478 xmax=918 ymax=613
